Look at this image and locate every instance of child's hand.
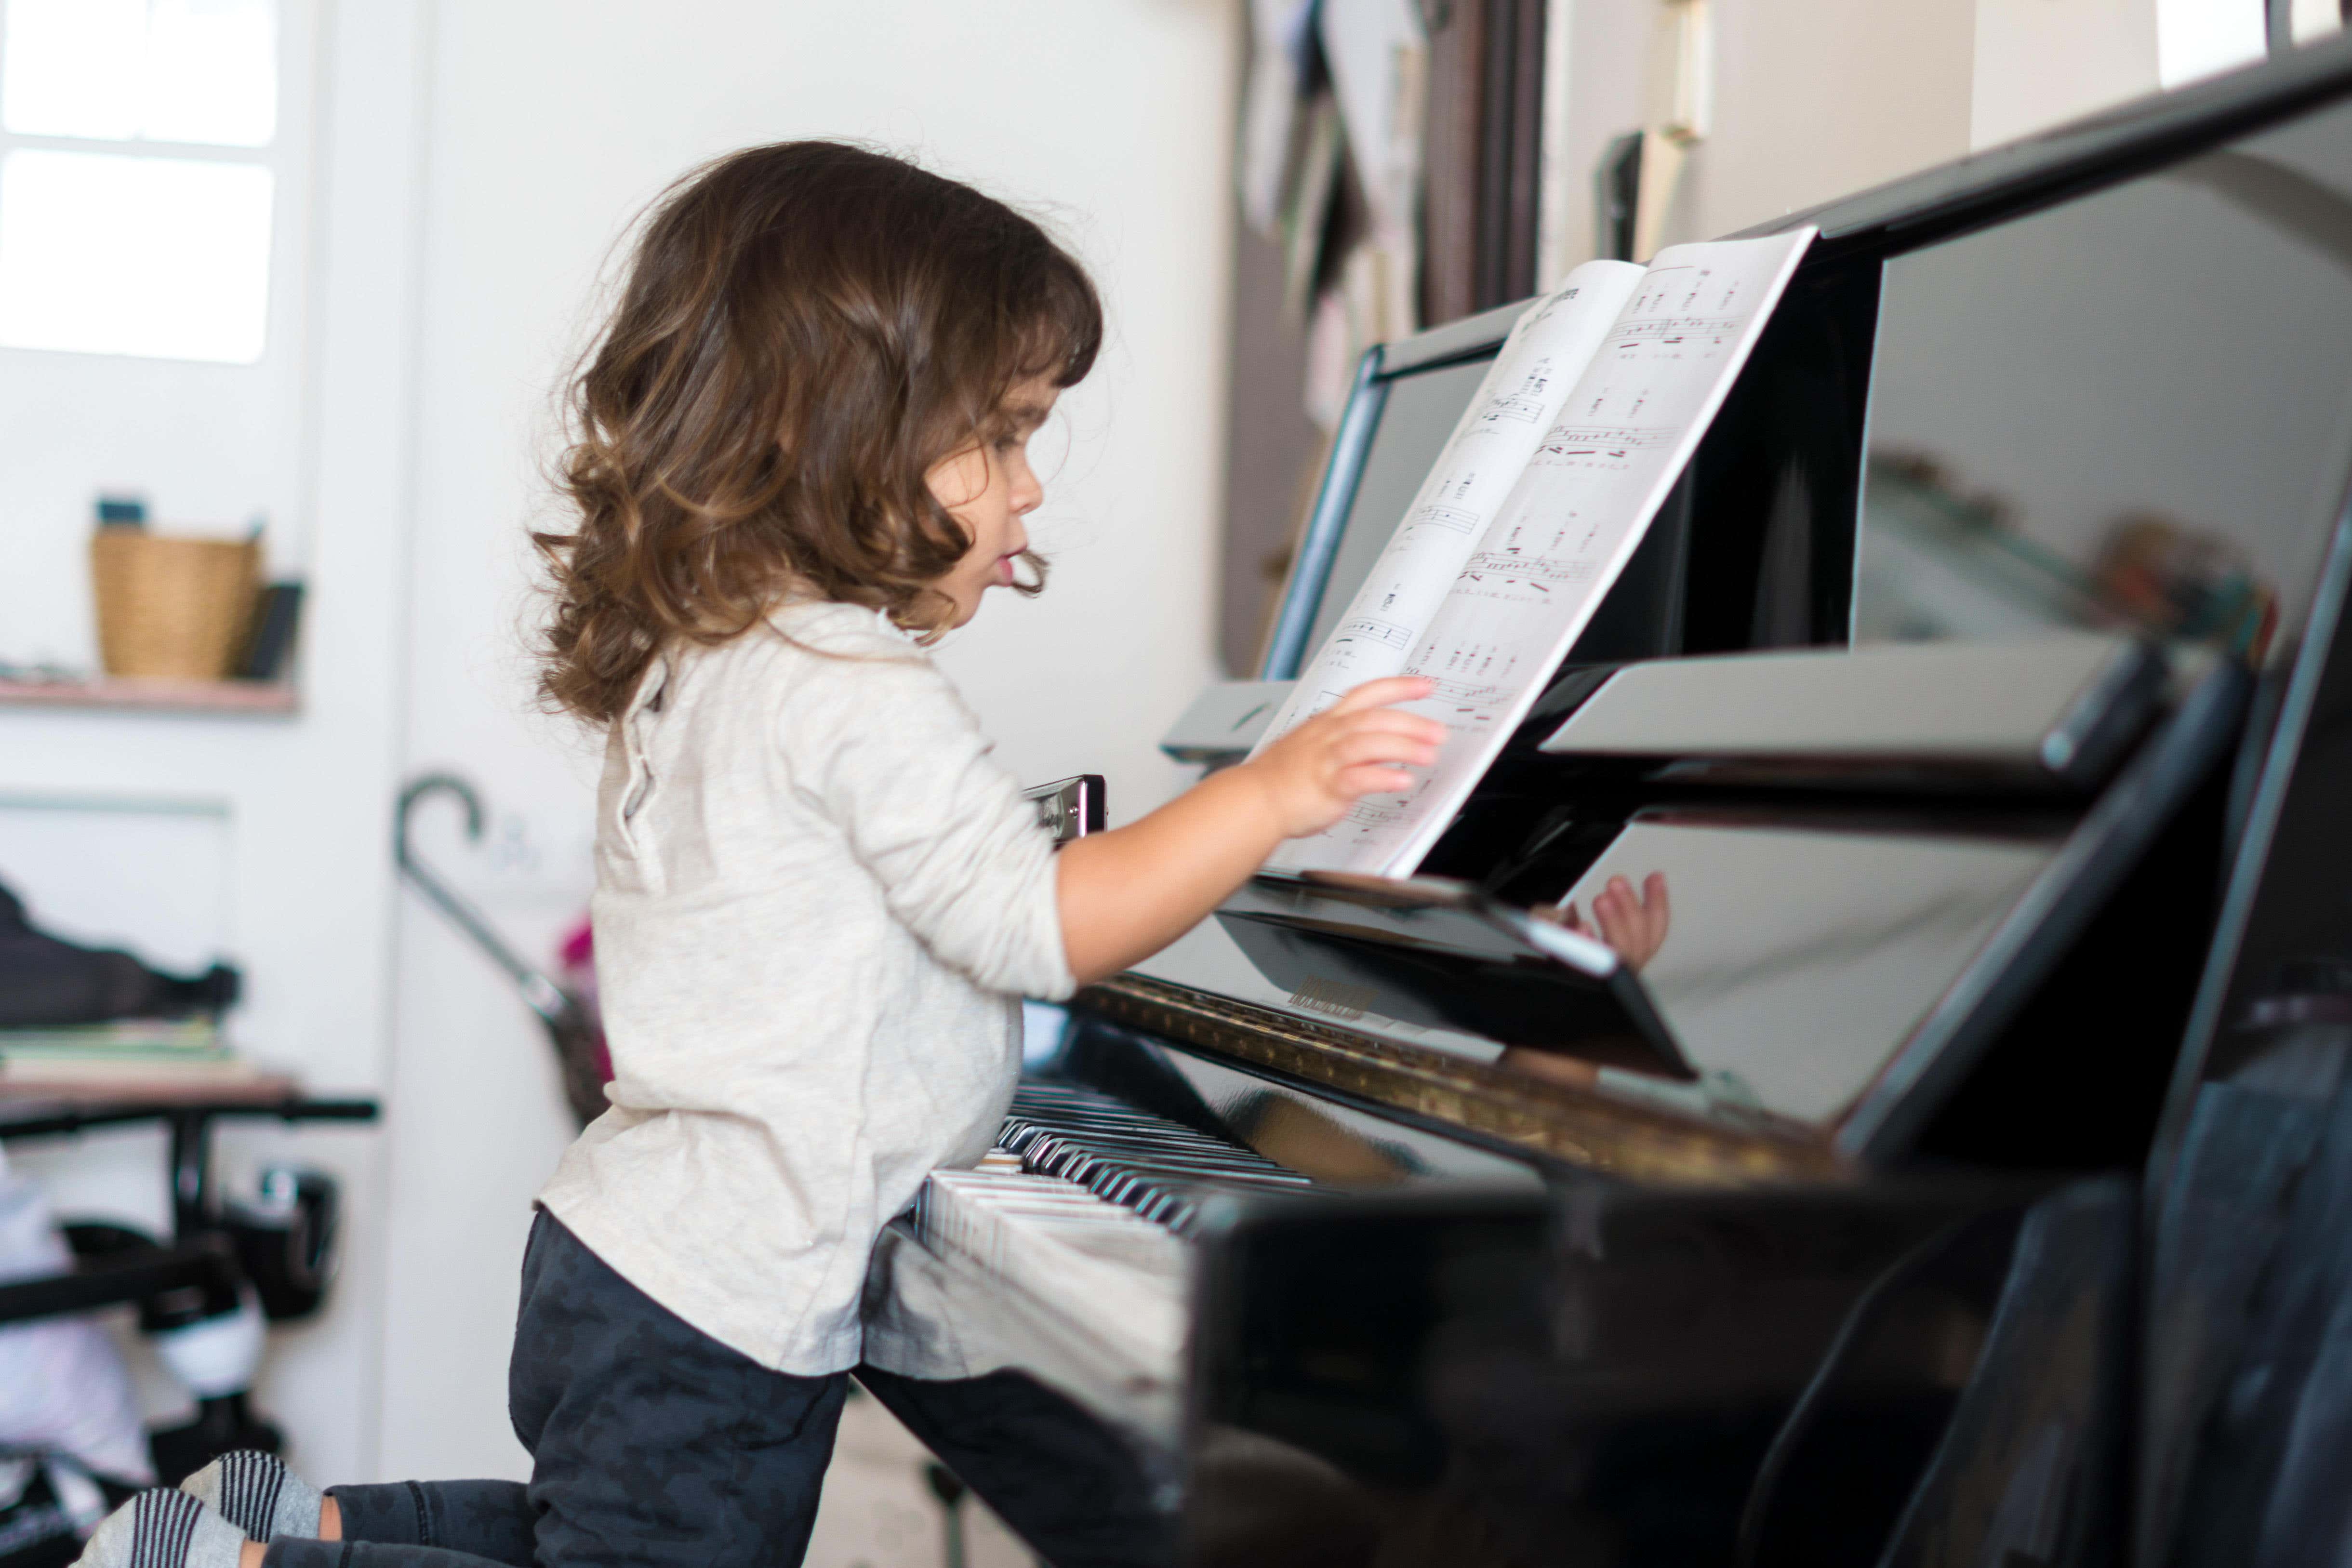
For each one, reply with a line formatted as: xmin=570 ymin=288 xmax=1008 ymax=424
xmin=1240 ymin=677 xmax=1447 ymax=838
xmin=1056 ymin=675 xmax=1442 ymax=985
xmin=1544 ymin=872 xmax=1671 ymax=971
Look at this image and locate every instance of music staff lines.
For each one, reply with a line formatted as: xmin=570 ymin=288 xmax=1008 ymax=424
xmin=1608 ymin=313 xmax=1741 ymax=346
xmin=1448 ymin=554 xmax=1602 ymax=595
xmin=1406 ymin=503 xmax=1480 ymax=534
xmin=1331 ymin=617 xmax=1414 ymax=651
xmin=1539 ymin=425 xmax=1673 ymax=458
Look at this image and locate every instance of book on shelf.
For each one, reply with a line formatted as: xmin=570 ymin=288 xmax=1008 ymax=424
xmin=0 ymin=1016 xmax=258 ymax=1086
xmin=1252 ymin=228 xmax=1818 ymax=877
xmin=0 ymin=1018 xmax=221 ymax=1053
xmin=0 ymin=1054 xmax=262 ymax=1086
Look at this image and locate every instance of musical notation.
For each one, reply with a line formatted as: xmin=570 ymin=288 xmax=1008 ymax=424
xmin=1414 ymin=670 xmax=1505 ymax=706
xmin=1332 ymin=616 xmax=1414 ymax=651
xmin=1273 ymin=229 xmax=1817 ymax=878
xmin=1623 ymin=263 xmax=1752 ymax=320
xmin=1407 ymin=503 xmax=1480 ymax=534
xmin=1475 ymin=358 xmax=1557 ymax=427
xmin=1537 ymin=424 xmax=1674 ymax=464
xmin=1606 ymin=314 xmax=1740 ymax=351
xmin=1452 ymin=550 xmax=1602 ymax=590
xmin=1249 ymin=259 xmax=1649 ymax=768
xmin=1482 ymin=393 xmax=1546 ymax=425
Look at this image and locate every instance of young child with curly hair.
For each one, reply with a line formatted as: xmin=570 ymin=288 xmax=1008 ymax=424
xmin=78 ymin=141 xmax=1443 ymax=1568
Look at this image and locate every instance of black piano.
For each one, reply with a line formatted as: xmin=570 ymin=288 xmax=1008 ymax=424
xmin=862 ymin=36 xmax=2352 ymax=1568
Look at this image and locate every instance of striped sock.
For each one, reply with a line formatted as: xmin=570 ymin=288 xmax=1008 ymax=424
xmin=74 ymin=1489 xmax=246 ymax=1568
xmin=181 ymin=1452 xmax=323 ymax=1544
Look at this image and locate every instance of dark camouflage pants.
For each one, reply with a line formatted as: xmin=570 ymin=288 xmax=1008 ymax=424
xmin=261 ymin=1212 xmax=1163 ymax=1568
xmin=263 ymin=1211 xmax=848 ymax=1568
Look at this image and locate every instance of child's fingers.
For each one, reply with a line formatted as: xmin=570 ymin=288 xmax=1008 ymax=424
xmin=1334 ymin=763 xmax=1416 ymax=797
xmin=1327 ymin=722 xmax=1441 ymax=757
xmin=1327 ymin=733 xmax=1440 ymax=774
xmin=1586 ymin=873 xmax=1671 ymax=968
xmin=1616 ymin=877 xmax=1663 ymax=949
xmin=1326 ymin=676 xmax=1436 ymax=716
xmin=1326 ymin=729 xmax=1442 ymax=765
xmin=1641 ymin=884 xmax=1668 ymax=948
xmin=1595 ymin=880 xmax=1636 ymax=951
xmin=1321 ymin=708 xmax=1447 ymax=748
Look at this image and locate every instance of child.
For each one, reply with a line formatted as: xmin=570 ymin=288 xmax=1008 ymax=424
xmin=75 ymin=141 xmax=1449 ymax=1568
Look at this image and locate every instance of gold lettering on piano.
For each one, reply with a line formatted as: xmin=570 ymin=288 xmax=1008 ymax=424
xmin=1288 ymin=976 xmax=1378 ymax=1021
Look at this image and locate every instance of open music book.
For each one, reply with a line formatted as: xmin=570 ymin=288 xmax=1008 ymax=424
xmin=1254 ymin=228 xmax=1818 ymax=877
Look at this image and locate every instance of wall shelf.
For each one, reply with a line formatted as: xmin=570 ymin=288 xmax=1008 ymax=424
xmin=0 ymin=677 xmax=298 ymax=717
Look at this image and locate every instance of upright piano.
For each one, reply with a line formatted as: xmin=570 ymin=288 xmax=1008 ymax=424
xmin=861 ymin=36 xmax=2352 ymax=1568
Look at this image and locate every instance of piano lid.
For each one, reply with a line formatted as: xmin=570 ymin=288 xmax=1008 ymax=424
xmin=1855 ymin=89 xmax=2352 ymax=668
xmin=1533 ymin=633 xmax=2165 ymax=792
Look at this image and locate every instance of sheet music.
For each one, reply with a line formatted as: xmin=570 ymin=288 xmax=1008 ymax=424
xmin=1273 ymin=229 xmax=1818 ymax=876
xmin=1253 ymin=260 xmax=1645 ymax=745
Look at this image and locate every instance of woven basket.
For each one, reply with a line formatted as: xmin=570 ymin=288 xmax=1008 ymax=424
xmin=90 ymin=532 xmax=261 ymax=680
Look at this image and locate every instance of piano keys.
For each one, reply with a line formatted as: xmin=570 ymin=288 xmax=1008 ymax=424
xmin=994 ymin=1080 xmax=1316 ymax=1227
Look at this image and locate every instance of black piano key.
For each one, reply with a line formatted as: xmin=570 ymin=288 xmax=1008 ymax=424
xmin=998 ymin=1127 xmax=1306 ymax=1190
xmin=1001 ymin=1129 xmax=1301 ymax=1182
xmin=993 ymin=1079 xmax=1318 ymax=1234
xmin=1002 ymin=1094 xmax=1295 ymax=1158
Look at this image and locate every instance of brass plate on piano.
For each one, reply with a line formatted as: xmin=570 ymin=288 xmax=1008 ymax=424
xmin=1075 ymin=974 xmax=1848 ymax=1187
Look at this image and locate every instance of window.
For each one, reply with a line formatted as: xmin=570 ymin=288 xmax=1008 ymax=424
xmin=0 ymin=0 xmax=280 ymax=363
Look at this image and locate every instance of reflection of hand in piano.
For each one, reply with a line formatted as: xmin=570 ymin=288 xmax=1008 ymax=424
xmin=1542 ymin=872 xmax=1671 ymax=972
xmin=1499 ymin=873 xmax=1670 ymax=1090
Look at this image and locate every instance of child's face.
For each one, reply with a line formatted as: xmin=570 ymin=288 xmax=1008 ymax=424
xmin=924 ymin=375 xmax=1059 ymax=628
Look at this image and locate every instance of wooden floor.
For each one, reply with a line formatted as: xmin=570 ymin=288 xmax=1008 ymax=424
xmin=808 ymin=1387 xmax=1037 ymax=1568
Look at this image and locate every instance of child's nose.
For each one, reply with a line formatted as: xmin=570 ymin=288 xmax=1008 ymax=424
xmin=1011 ymin=465 xmax=1044 ymax=515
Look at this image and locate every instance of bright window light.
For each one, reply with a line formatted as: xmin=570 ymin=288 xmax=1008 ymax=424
xmin=1 ymin=0 xmax=143 ymax=140
xmin=1 ymin=0 xmax=277 ymax=147
xmin=142 ymin=0 xmax=278 ymax=146
xmin=0 ymin=149 xmax=272 ymax=361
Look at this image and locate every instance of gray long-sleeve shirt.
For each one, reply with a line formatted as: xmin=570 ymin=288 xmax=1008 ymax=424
xmin=538 ymin=601 xmax=1073 ymax=1373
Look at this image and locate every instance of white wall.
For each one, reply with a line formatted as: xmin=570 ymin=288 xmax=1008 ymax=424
xmin=1970 ymin=0 xmax=2265 ymax=149
xmin=376 ymin=0 xmax=1240 ymax=1478
xmin=1973 ymin=0 xmax=2164 ymax=148
xmin=1549 ymin=0 xmax=2276 ymax=268
xmin=1550 ymin=0 xmax=1977 ymax=263
xmin=1691 ymin=0 xmax=1976 ymax=236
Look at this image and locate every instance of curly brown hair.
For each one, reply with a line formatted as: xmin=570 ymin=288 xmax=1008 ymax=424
xmin=535 ymin=141 xmax=1103 ymax=722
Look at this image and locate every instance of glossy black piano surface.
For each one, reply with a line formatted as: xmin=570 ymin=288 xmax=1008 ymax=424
xmin=889 ymin=37 xmax=2352 ymax=1568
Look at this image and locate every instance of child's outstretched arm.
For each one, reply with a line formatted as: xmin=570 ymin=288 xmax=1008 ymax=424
xmin=1057 ymin=676 xmax=1445 ymax=986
